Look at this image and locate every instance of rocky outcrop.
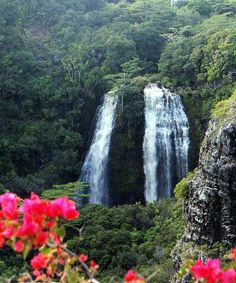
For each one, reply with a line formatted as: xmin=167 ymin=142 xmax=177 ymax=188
xmin=185 ymin=121 xmax=236 ymax=246
xmin=171 ymin=92 xmax=236 ymax=282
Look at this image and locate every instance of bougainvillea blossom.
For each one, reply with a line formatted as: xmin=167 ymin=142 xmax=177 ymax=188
xmin=124 ymin=270 xmax=145 ymax=282
xmin=190 ymin=259 xmax=236 ymax=283
xmin=0 ymin=192 xmax=81 ymax=281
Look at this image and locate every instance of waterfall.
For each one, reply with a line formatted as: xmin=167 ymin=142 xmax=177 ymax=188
xmin=80 ymin=92 xmax=118 ymax=205
xmin=171 ymin=0 xmax=178 ymax=6
xmin=143 ymin=84 xmax=189 ymax=202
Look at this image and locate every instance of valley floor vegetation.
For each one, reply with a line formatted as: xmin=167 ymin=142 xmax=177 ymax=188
xmin=0 ymin=193 xmax=183 ymax=283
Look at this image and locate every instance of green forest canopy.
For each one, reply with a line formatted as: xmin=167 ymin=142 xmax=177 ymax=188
xmin=0 ymin=0 xmax=235 ymax=199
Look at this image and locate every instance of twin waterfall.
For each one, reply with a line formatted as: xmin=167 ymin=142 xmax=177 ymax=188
xmin=80 ymin=93 xmax=118 ymax=205
xmin=143 ymin=84 xmax=189 ymax=202
xmin=80 ymin=84 xmax=189 ymax=205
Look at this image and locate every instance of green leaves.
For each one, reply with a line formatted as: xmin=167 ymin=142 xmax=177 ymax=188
xmin=64 ymin=200 xmax=183 ymax=281
xmin=56 ymin=226 xmax=66 ymax=240
xmin=23 ymin=243 xmax=32 ymax=260
xmin=211 ymin=90 xmax=236 ymax=120
xmin=40 ymin=247 xmax=56 ymax=256
xmin=41 ymin=181 xmax=89 ymax=202
xmin=174 ymin=171 xmax=195 ymax=200
xmin=65 ymin=265 xmax=81 ymax=283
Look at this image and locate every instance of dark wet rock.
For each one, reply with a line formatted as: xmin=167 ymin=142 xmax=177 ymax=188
xmin=171 ymin=102 xmax=236 ymax=282
xmin=185 ymin=122 xmax=236 ymax=246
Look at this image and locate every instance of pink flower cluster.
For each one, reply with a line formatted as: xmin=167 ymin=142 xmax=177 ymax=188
xmin=0 ymin=192 xmax=80 ymax=279
xmin=79 ymin=254 xmax=100 ymax=273
xmin=190 ymin=259 xmax=236 ymax=283
xmin=0 ymin=192 xmax=79 ymax=249
xmin=29 ymin=249 xmax=100 ymax=280
xmin=30 ymin=253 xmax=54 ymax=278
xmin=124 ymin=270 xmax=145 ymax=282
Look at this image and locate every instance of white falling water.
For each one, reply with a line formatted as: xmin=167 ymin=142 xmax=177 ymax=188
xmin=143 ymin=84 xmax=189 ymax=202
xmin=171 ymin=0 xmax=178 ymax=6
xmin=80 ymin=92 xmax=118 ymax=205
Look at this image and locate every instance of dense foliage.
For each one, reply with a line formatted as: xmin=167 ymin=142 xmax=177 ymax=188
xmin=63 ymin=199 xmax=183 ymax=282
xmin=0 ymin=197 xmax=183 ymax=282
xmin=211 ymin=90 xmax=236 ymax=120
xmin=3 ymin=192 xmax=236 ymax=283
xmin=0 ymin=0 xmax=235 ymax=200
xmin=0 ymin=1 xmax=235 ymax=280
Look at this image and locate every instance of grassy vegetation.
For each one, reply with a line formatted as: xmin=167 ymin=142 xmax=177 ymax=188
xmin=174 ymin=171 xmax=195 ymax=200
xmin=211 ymin=90 xmax=236 ymax=120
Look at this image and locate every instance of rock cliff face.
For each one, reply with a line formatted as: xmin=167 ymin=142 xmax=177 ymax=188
xmin=171 ymin=92 xmax=236 ymax=282
xmin=185 ymin=120 xmax=236 ymax=246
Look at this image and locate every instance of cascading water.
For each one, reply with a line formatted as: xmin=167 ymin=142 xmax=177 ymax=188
xmin=171 ymin=0 xmax=178 ymax=6
xmin=80 ymin=92 xmax=118 ymax=205
xmin=143 ymin=84 xmax=189 ymax=202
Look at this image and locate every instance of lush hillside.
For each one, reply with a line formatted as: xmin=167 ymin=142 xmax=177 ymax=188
xmin=0 ymin=0 xmax=235 ymax=201
xmin=0 ymin=0 xmax=236 ymax=282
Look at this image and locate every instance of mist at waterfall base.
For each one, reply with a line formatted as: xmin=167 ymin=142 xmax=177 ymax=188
xmin=143 ymin=84 xmax=189 ymax=202
xmin=80 ymin=93 xmax=118 ymax=206
xmin=80 ymin=84 xmax=189 ymax=206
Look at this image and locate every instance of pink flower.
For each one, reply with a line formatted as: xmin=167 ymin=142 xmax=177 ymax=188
xmin=124 ymin=270 xmax=138 ymax=282
xmin=50 ymin=232 xmax=61 ymax=244
xmin=50 ymin=197 xmax=79 ymax=220
xmin=46 ymin=220 xmax=56 ymax=229
xmin=221 ymin=269 xmax=236 ymax=283
xmin=33 ymin=269 xmax=41 ymax=278
xmin=48 ymin=202 xmax=63 ymax=218
xmin=90 ymin=260 xmax=99 ymax=272
xmin=0 ymin=192 xmax=20 ymax=220
xmin=190 ymin=259 xmax=208 ymax=280
xmin=63 ymin=208 xmax=80 ymax=220
xmin=16 ymin=220 xmax=38 ymax=237
xmin=34 ymin=231 xmax=49 ymax=248
xmin=2 ymin=225 xmax=14 ymax=238
xmin=79 ymin=254 xmax=88 ymax=262
xmin=14 ymin=241 xmax=23 ymax=252
xmin=20 ymin=193 xmax=48 ymax=224
xmin=190 ymin=259 xmax=222 ymax=283
xmin=0 ymin=235 xmax=5 ymax=248
xmin=30 ymin=253 xmax=48 ymax=270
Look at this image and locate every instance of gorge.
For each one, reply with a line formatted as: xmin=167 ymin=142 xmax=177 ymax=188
xmin=81 ymin=84 xmax=190 ymax=205
xmin=0 ymin=0 xmax=235 ymax=281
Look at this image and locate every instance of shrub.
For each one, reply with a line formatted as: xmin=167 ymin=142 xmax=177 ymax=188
xmin=174 ymin=171 xmax=195 ymax=200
